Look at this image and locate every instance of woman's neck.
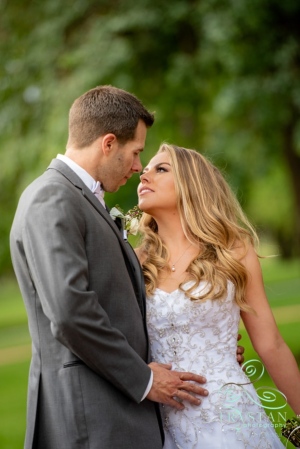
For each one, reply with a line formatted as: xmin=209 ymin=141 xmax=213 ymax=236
xmin=152 ymin=214 xmax=199 ymax=286
xmin=141 ymin=212 xmax=200 ymax=293
xmin=153 ymin=213 xmax=185 ymax=246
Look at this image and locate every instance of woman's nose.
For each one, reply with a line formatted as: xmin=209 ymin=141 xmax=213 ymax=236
xmin=140 ymin=171 xmax=149 ymax=182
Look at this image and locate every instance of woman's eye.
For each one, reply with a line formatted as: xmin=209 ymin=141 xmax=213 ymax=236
xmin=157 ymin=167 xmax=167 ymax=172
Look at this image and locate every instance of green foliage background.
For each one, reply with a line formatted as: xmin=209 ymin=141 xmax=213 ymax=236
xmin=1 ymin=0 xmax=300 ymax=274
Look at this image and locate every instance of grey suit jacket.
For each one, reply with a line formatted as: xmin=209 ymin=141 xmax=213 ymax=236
xmin=10 ymin=159 xmax=163 ymax=449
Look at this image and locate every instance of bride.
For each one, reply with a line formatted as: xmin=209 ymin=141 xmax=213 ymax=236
xmin=136 ymin=143 xmax=300 ymax=448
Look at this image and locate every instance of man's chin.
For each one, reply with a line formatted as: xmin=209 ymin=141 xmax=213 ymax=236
xmin=104 ymin=183 xmax=122 ymax=193
xmin=106 ymin=186 xmax=120 ymax=193
xmin=120 ymin=178 xmax=129 ymax=187
xmin=105 ymin=178 xmax=128 ymax=192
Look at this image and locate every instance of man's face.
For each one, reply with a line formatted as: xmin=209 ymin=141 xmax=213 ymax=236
xmin=100 ymin=120 xmax=146 ymax=192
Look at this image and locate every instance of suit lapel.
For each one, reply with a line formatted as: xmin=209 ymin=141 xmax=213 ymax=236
xmin=47 ymin=160 xmax=122 ymax=242
xmin=108 ymin=207 xmax=146 ymax=318
xmin=124 ymin=241 xmax=146 ymax=319
xmin=47 ymin=159 xmax=146 ymax=318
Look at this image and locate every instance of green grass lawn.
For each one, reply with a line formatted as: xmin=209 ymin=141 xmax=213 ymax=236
xmin=0 ymin=361 xmax=28 ymax=449
xmin=0 ymin=256 xmax=299 ymax=449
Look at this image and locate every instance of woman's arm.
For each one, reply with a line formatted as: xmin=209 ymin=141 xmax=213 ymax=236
xmin=240 ymin=245 xmax=300 ymax=414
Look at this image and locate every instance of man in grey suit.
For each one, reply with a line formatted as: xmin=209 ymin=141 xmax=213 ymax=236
xmin=10 ymin=86 xmax=209 ymax=449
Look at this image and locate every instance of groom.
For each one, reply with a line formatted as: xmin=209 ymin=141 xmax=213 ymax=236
xmin=10 ymin=86 xmax=210 ymax=449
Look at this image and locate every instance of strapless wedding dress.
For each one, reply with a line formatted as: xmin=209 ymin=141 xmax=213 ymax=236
xmin=147 ymin=281 xmax=285 ymax=448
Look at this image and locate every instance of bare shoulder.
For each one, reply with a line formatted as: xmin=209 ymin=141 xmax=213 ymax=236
xmin=231 ymin=239 xmax=256 ymax=261
xmin=231 ymin=241 xmax=262 ymax=281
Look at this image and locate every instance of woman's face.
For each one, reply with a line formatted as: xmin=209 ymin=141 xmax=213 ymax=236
xmin=138 ymin=152 xmax=177 ymax=216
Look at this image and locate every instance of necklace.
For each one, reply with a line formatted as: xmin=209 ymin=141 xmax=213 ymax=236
xmin=170 ymin=244 xmax=192 ymax=272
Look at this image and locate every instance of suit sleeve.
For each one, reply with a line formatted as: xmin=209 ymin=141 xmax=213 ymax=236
xmin=20 ymin=180 xmax=151 ymax=403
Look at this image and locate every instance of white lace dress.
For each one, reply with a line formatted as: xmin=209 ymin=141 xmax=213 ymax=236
xmin=146 ymin=281 xmax=286 ymax=449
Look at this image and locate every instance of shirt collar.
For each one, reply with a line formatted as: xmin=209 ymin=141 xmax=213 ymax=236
xmin=56 ymin=154 xmax=100 ymax=193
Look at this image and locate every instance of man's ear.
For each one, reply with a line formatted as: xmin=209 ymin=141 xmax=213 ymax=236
xmin=102 ymin=133 xmax=117 ymax=156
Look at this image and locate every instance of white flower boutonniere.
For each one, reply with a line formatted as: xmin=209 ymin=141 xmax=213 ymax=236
xmin=110 ymin=205 xmax=143 ymax=240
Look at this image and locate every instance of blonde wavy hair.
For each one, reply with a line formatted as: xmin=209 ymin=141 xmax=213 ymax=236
xmin=138 ymin=144 xmax=259 ymax=311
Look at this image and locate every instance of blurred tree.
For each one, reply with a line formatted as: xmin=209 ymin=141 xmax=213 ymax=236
xmin=198 ymin=0 xmax=300 ymax=256
xmin=1 ymin=0 xmax=299 ymax=273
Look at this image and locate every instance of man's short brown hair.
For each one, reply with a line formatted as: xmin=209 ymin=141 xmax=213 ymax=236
xmin=67 ymin=85 xmax=154 ymax=148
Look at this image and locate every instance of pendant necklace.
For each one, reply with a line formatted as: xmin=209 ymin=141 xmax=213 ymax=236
xmin=170 ymin=244 xmax=192 ymax=272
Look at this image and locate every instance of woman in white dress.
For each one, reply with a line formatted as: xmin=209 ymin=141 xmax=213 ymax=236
xmin=136 ymin=144 xmax=300 ymax=449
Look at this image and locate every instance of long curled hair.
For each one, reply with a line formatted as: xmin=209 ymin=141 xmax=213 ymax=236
xmin=138 ymin=144 xmax=259 ymax=311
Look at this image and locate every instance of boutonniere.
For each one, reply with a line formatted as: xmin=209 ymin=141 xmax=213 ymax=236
xmin=282 ymin=416 xmax=300 ymax=447
xmin=110 ymin=205 xmax=143 ymax=240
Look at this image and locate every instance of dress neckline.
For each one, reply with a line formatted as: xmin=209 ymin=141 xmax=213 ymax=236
xmin=155 ymin=287 xmax=179 ymax=295
xmin=155 ymin=280 xmax=198 ymax=295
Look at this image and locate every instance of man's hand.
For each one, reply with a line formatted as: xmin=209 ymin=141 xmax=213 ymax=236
xmin=147 ymin=362 xmax=208 ymax=410
xmin=237 ymin=333 xmax=245 ymax=366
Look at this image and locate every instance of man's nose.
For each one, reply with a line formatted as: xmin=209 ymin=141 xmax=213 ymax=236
xmin=132 ymin=157 xmax=143 ymax=173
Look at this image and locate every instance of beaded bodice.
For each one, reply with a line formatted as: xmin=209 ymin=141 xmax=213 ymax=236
xmin=146 ymin=281 xmax=285 ymax=448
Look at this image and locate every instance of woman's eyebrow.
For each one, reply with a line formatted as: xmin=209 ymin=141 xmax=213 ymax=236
xmin=142 ymin=162 xmax=171 ymax=172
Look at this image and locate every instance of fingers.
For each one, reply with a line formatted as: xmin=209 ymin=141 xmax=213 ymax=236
xmin=176 ymin=372 xmax=208 ymax=397
xmin=164 ymin=384 xmax=207 ymax=409
xmin=237 ymin=353 xmax=244 ymax=362
xmin=166 ymin=396 xmax=185 ymax=410
xmin=178 ymin=381 xmax=209 ymax=398
xmin=167 ymin=391 xmax=200 ymax=410
xmin=237 ymin=345 xmax=244 ymax=354
xmin=237 ymin=333 xmax=242 ymax=341
xmin=237 ymin=354 xmax=245 ymax=366
xmin=149 ymin=362 xmax=207 ymax=384
xmin=236 ymin=344 xmax=245 ymax=365
xmin=160 ymin=388 xmax=203 ymax=410
xmin=146 ymin=363 xmax=209 ymax=409
xmin=178 ymin=371 xmax=207 ymax=385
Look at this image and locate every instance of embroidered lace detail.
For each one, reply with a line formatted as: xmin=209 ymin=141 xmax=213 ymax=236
xmin=147 ymin=281 xmax=285 ymax=448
